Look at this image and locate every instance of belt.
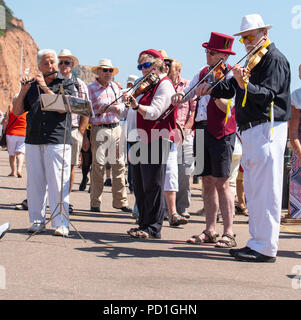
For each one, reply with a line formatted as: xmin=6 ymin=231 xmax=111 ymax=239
xmin=195 ymin=120 xmax=207 ymax=129
xmin=239 ymin=119 xmax=270 ymax=133
xmin=94 ymin=123 xmax=119 ymax=129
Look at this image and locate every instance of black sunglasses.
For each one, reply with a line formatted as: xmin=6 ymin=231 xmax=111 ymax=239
xmin=102 ymin=68 xmax=114 ymax=73
xmin=59 ymin=60 xmax=71 ymax=66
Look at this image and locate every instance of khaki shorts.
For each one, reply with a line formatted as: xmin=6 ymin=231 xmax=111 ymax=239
xmin=71 ymin=128 xmax=83 ymax=166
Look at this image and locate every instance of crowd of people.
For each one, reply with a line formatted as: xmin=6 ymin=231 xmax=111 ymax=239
xmin=0 ymin=13 xmax=295 ymax=263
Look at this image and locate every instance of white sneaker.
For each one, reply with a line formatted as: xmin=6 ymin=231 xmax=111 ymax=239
xmin=54 ymin=225 xmax=69 ymax=237
xmin=0 ymin=222 xmax=10 ymax=239
xmin=28 ymin=222 xmax=46 ymax=233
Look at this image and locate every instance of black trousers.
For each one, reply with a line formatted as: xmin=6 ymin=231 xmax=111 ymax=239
xmin=128 ymin=139 xmax=170 ymax=237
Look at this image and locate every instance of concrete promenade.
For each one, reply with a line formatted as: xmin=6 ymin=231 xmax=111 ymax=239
xmin=0 ymin=149 xmax=300 ymax=300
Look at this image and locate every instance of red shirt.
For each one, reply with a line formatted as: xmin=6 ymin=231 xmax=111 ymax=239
xmin=6 ymin=112 xmax=27 ymax=137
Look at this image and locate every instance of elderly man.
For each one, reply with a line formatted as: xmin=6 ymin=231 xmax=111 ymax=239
xmin=84 ymin=58 xmax=130 ymax=213
xmin=57 ymin=49 xmax=89 ymax=208
xmin=13 ymin=49 xmax=77 ymax=237
xmin=196 ymin=14 xmax=291 ymax=262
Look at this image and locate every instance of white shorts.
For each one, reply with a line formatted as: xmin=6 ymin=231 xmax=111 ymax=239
xmin=6 ymin=135 xmax=25 ymax=156
xmin=164 ymin=142 xmax=179 ymax=192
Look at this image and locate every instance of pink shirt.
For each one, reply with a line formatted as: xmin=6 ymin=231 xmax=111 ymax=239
xmin=174 ymin=77 xmax=197 ymax=127
xmin=88 ymin=80 xmax=122 ymax=125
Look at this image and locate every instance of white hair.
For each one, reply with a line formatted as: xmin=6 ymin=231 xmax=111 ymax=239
xmin=37 ymin=49 xmax=58 ymax=67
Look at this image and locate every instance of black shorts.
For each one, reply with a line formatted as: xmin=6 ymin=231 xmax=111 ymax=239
xmin=200 ymin=130 xmax=235 ymax=178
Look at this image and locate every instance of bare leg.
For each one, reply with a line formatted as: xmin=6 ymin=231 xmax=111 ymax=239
xmin=9 ymin=155 xmax=16 ymax=176
xmin=16 ymin=152 xmax=24 ymax=177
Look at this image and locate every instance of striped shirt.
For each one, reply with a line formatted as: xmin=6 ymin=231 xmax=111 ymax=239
xmin=88 ymin=80 xmax=123 ymax=125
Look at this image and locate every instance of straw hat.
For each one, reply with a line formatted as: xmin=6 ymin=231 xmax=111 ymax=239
xmin=91 ymin=58 xmax=119 ymax=76
xmin=233 ymin=14 xmax=272 ymax=36
xmin=58 ymin=49 xmax=79 ymax=68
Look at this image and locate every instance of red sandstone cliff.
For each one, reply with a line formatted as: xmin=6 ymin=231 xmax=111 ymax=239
xmin=0 ymin=18 xmax=39 ymax=113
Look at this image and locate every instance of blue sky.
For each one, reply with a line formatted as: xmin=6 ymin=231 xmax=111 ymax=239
xmin=4 ymin=0 xmax=301 ymax=91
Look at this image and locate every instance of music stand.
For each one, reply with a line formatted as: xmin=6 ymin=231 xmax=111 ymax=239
xmin=26 ymin=85 xmax=88 ymax=243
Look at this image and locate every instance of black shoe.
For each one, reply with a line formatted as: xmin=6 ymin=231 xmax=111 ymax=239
xmin=229 ymin=246 xmax=252 ymax=257
xmin=114 ymin=206 xmax=132 ymax=213
xmin=79 ymin=177 xmax=89 ymax=191
xmin=104 ymin=178 xmax=112 ymax=187
xmin=90 ymin=207 xmax=100 ymax=213
xmin=231 ymin=247 xmax=276 ymax=263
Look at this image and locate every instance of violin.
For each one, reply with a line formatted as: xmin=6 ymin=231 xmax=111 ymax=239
xmin=95 ymin=73 xmax=160 ymax=116
xmin=207 ymin=62 xmax=227 ymax=84
xmin=242 ymin=39 xmax=271 ymax=82
xmin=128 ymin=73 xmax=160 ymax=101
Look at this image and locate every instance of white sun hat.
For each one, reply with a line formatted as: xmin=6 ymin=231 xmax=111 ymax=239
xmin=58 ymin=49 xmax=79 ymax=68
xmin=91 ymin=58 xmax=119 ymax=76
xmin=233 ymin=14 xmax=272 ymax=36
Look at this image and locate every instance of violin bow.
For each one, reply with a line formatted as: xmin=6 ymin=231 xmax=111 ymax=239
xmin=154 ymin=58 xmax=225 ymax=125
xmin=210 ymin=37 xmax=267 ymax=91
xmin=95 ymin=72 xmax=155 ymax=117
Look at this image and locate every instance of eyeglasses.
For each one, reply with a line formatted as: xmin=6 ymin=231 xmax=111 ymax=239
xmin=59 ymin=60 xmax=71 ymax=66
xmin=137 ymin=62 xmax=154 ymax=71
xmin=205 ymin=49 xmax=218 ymax=56
xmin=239 ymin=35 xmax=256 ymax=44
xmin=102 ymin=68 xmax=114 ymax=73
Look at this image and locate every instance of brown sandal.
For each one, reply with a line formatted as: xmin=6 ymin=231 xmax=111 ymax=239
xmin=215 ymin=233 xmax=237 ymax=248
xmin=127 ymin=228 xmax=150 ymax=239
xmin=235 ymin=205 xmax=249 ymax=216
xmin=186 ymin=230 xmax=219 ymax=244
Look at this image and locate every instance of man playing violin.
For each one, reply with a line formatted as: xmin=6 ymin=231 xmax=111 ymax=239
xmin=196 ymin=14 xmax=291 ymax=262
xmin=172 ymin=32 xmax=237 ymax=249
xmin=13 ymin=49 xmax=77 ymax=237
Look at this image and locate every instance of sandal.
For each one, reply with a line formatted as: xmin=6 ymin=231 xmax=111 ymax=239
xmin=186 ymin=230 xmax=219 ymax=244
xmin=235 ymin=205 xmax=248 ymax=216
xmin=168 ymin=212 xmax=188 ymax=227
xmin=69 ymin=204 xmax=74 ymax=214
xmin=215 ymin=233 xmax=237 ymax=248
xmin=127 ymin=228 xmax=150 ymax=239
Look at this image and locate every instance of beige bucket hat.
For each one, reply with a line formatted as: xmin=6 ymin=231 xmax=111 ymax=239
xmin=58 ymin=49 xmax=79 ymax=68
xmin=91 ymin=58 xmax=119 ymax=76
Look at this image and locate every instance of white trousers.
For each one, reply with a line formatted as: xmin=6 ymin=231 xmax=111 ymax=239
xmin=241 ymin=122 xmax=287 ymax=257
xmin=25 ymin=144 xmax=71 ymax=228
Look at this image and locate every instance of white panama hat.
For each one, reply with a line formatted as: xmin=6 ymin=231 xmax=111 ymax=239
xmin=91 ymin=58 xmax=119 ymax=76
xmin=233 ymin=14 xmax=272 ymax=36
xmin=58 ymin=49 xmax=79 ymax=68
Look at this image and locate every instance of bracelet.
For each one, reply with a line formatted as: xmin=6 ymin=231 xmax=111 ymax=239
xmin=132 ymin=104 xmax=139 ymax=111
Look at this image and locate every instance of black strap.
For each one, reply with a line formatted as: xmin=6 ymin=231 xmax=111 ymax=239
xmin=3 ymin=115 xmax=20 ymax=134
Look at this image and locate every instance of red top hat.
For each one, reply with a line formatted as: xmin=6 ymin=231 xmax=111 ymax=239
xmin=202 ymin=32 xmax=236 ymax=55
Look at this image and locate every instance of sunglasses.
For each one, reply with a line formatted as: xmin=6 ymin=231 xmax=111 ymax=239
xmin=59 ymin=60 xmax=71 ymax=66
xmin=239 ymin=35 xmax=256 ymax=44
xmin=137 ymin=62 xmax=154 ymax=71
xmin=102 ymin=68 xmax=114 ymax=73
xmin=205 ymin=49 xmax=218 ymax=56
